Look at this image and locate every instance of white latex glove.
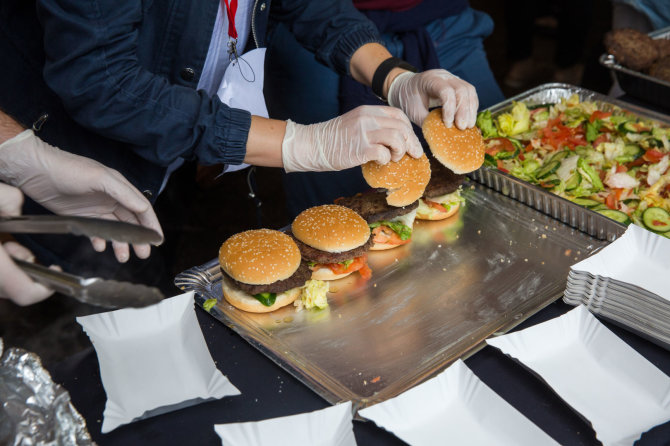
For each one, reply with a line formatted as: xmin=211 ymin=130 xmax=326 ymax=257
xmin=282 ymin=105 xmax=423 ymax=172
xmin=0 ymin=183 xmax=54 ymax=306
xmin=0 ymin=130 xmax=164 ymax=262
xmin=387 ymin=69 xmax=479 ymax=129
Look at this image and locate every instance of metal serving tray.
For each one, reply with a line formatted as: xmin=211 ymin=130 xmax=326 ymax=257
xmin=175 ymin=181 xmax=607 ymax=411
xmin=469 ymin=83 xmax=670 ymax=241
xmin=599 ymin=27 xmax=670 ymax=111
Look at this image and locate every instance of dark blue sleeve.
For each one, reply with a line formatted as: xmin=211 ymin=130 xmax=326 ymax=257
xmin=36 ymin=0 xmax=250 ymax=167
xmin=269 ymin=0 xmax=383 ymax=76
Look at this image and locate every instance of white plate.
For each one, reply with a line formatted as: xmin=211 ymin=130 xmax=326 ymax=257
xmin=77 ymin=292 xmax=240 ymax=433
xmin=487 ymin=305 xmax=670 ymax=446
xmin=214 ymin=401 xmax=355 ymax=446
xmin=571 ymin=225 xmax=670 ymax=301
xmin=358 ymin=359 xmax=558 ymax=446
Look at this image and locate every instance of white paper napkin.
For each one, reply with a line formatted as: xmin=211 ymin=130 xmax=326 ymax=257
xmin=571 ymin=225 xmax=670 ymax=301
xmin=358 ymin=359 xmax=558 ymax=446
xmin=214 ymin=401 xmax=356 ymax=446
xmin=77 ymin=291 xmax=240 ymax=433
xmin=487 ymin=305 xmax=670 ymax=446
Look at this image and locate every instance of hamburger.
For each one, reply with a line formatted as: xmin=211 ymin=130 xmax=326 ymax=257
xmin=218 ymin=229 xmax=313 ymax=313
xmin=422 ymin=108 xmax=485 ymax=174
xmin=361 ymin=153 xmax=431 ymax=207
xmin=335 ymin=190 xmax=419 ymax=250
xmin=290 ymin=205 xmax=373 ymax=280
xmin=416 ymin=157 xmax=465 ymax=221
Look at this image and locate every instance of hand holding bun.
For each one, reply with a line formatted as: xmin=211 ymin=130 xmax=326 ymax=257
xmin=361 ymin=153 xmax=431 ymax=207
xmin=422 ymin=108 xmax=485 ymax=174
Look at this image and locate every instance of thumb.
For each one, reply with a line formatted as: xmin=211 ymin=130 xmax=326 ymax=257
xmin=0 ymin=183 xmax=24 ymax=216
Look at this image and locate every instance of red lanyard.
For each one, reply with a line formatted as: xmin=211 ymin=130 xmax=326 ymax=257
xmin=221 ymin=0 xmax=238 ymax=40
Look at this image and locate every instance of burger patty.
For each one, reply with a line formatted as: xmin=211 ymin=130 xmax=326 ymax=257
xmin=650 ymin=55 xmax=670 ymax=83
xmin=424 ymin=158 xmax=465 ymax=198
xmin=605 ymin=28 xmax=659 ymax=72
xmin=334 ymin=190 xmax=419 ymax=223
xmin=287 ymin=231 xmax=374 ymax=264
xmin=223 ymin=261 xmax=311 ymax=295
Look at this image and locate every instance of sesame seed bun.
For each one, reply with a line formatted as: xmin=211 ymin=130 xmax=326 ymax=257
xmin=292 ymin=205 xmax=370 ymax=253
xmin=219 ymin=229 xmax=301 ymax=285
xmin=422 ymin=109 xmax=485 ymax=174
xmin=221 ymin=275 xmax=301 ymax=313
xmin=361 ymin=154 xmax=431 ymax=207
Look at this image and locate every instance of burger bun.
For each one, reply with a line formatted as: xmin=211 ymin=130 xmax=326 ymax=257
xmin=221 ymin=275 xmax=301 ymax=313
xmin=310 ymin=267 xmax=353 ymax=281
xmin=361 ymin=154 xmax=431 ymax=207
xmin=292 ymin=204 xmax=370 ymax=253
xmin=422 ymin=109 xmax=485 ymax=174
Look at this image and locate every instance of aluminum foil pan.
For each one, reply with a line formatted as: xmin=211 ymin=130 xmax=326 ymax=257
xmin=0 ymin=338 xmax=95 ymax=446
xmin=469 ymin=82 xmax=670 ymax=241
xmin=599 ymin=26 xmax=670 ymax=111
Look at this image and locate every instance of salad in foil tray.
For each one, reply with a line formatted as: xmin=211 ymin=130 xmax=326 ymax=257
xmin=477 ymin=94 xmax=670 ymax=237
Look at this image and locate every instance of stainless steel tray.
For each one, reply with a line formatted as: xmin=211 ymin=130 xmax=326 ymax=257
xmin=599 ymin=27 xmax=670 ymax=110
xmin=175 ymin=181 xmax=607 ymax=411
xmin=469 ymin=83 xmax=670 ymax=241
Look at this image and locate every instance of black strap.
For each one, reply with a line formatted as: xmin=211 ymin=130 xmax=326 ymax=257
xmin=371 ymin=56 xmax=417 ymax=102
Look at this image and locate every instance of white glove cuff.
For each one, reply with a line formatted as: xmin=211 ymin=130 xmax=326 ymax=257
xmin=0 ymin=129 xmax=37 ymax=185
xmin=387 ymin=71 xmax=415 ymax=109
xmin=281 ymin=119 xmax=301 ymax=173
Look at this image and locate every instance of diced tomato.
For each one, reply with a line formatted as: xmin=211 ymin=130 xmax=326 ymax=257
xmin=318 ymin=254 xmax=370 ymax=278
xmin=605 ymin=191 xmax=620 ymax=210
xmin=616 ymin=164 xmax=628 ymax=173
xmin=589 ymin=110 xmax=612 ymax=123
xmin=525 ymin=143 xmax=534 ymax=153
xmin=592 ymin=133 xmax=609 ymax=148
xmin=541 ymin=117 xmax=586 ymax=150
xmin=496 ymin=159 xmax=509 ymax=173
xmin=371 ymin=226 xmax=410 ymax=246
xmin=643 ymin=148 xmax=665 ymax=163
xmin=518 ymin=153 xmax=525 ymax=161
xmin=485 ymin=137 xmax=516 ymax=156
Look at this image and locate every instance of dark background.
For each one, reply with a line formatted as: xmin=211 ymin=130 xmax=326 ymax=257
xmin=0 ymin=0 xmax=616 ymax=366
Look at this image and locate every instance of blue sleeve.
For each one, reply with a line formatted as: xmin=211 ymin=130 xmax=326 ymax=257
xmin=36 ymin=0 xmax=250 ymax=167
xmin=269 ymin=0 xmax=383 ymax=76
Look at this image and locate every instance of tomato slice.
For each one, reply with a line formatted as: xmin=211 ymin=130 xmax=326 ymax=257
xmin=426 ymin=199 xmax=448 ymax=212
xmin=372 ymin=225 xmax=410 ymax=246
xmin=643 ymin=148 xmax=666 ymax=163
xmin=317 ymin=254 xmax=370 ymax=277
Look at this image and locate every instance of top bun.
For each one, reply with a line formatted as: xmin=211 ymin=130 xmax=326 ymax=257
xmin=219 ymin=229 xmax=301 ymax=285
xmin=422 ymin=109 xmax=485 ymax=174
xmin=292 ymin=204 xmax=370 ymax=253
xmin=361 ymin=153 xmax=431 ymax=207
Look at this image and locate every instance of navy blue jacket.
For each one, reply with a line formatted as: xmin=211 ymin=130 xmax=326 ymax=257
xmin=1 ymin=0 xmax=380 ymax=199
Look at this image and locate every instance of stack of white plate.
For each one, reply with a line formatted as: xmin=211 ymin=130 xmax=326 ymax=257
xmin=562 ymin=225 xmax=670 ymax=349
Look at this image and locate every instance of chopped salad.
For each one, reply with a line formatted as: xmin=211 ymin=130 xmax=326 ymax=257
xmin=476 ymin=95 xmax=670 ymax=237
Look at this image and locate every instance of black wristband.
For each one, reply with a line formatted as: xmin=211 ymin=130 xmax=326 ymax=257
xmin=371 ymin=57 xmax=417 ymax=102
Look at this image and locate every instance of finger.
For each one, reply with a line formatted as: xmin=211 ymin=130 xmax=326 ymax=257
xmin=406 ymin=133 xmax=424 ymax=158
xmin=454 ymin=85 xmax=478 ymax=130
xmin=0 ymin=183 xmax=24 ymax=216
xmin=0 ymin=245 xmax=53 ymax=305
xmin=3 ymin=241 xmax=35 ymax=262
xmin=111 ymin=240 xmax=130 ymax=263
xmin=368 ymin=128 xmax=411 ymax=162
xmin=90 ymin=236 xmax=107 ymax=252
xmin=132 ymin=243 xmax=151 ymax=260
xmin=364 ymin=145 xmax=392 ymax=165
xmin=440 ymin=88 xmax=457 ymax=128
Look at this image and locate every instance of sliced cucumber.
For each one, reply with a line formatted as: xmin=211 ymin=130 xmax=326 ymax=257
xmin=618 ymin=121 xmax=649 ymax=134
xmin=565 ymin=172 xmax=581 ymax=190
xmin=572 ymin=197 xmax=601 ymax=207
xmin=596 ymin=209 xmax=631 ymax=225
xmin=642 ymin=207 xmax=670 ymax=233
xmin=535 ymin=160 xmax=561 ymax=179
xmin=591 ymin=204 xmax=610 ymax=211
xmin=549 ymin=150 xmax=571 ymax=162
xmin=615 ymin=144 xmax=644 ymax=164
xmin=623 ymin=198 xmax=640 ymax=208
xmin=496 ymin=147 xmax=520 ymax=160
xmin=539 ymin=178 xmax=561 ymax=188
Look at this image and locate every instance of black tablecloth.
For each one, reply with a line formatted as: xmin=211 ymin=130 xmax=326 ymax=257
xmin=50 ymin=299 xmax=670 ymax=445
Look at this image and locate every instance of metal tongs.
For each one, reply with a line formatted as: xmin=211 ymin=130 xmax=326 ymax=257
xmin=0 ymin=215 xmax=165 ymax=308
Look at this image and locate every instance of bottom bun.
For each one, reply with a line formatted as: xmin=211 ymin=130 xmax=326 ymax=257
xmin=370 ymin=241 xmax=409 ymax=251
xmin=310 ymin=267 xmax=353 ymax=281
xmin=416 ymin=201 xmax=460 ymax=221
xmin=222 ymin=276 xmax=301 ymax=313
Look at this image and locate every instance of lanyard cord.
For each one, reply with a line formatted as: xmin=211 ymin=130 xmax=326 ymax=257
xmin=221 ymin=0 xmax=238 ymax=39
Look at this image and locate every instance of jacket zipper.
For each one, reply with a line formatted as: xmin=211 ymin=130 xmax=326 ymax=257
xmin=251 ymin=0 xmax=260 ymax=48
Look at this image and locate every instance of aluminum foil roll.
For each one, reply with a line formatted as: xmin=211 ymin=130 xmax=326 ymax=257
xmin=0 ymin=338 xmax=95 ymax=446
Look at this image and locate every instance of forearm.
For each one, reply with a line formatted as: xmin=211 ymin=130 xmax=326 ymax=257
xmin=243 ymin=116 xmax=286 ymax=167
xmin=349 ymin=43 xmax=409 ymax=98
xmin=0 ymin=110 xmax=26 ymax=145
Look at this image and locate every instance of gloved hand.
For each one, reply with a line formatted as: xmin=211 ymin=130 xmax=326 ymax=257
xmin=387 ymin=69 xmax=479 ymax=130
xmin=0 ymin=183 xmax=54 ymax=306
xmin=282 ymin=105 xmax=423 ymax=172
xmin=0 ymin=130 xmax=164 ymax=262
